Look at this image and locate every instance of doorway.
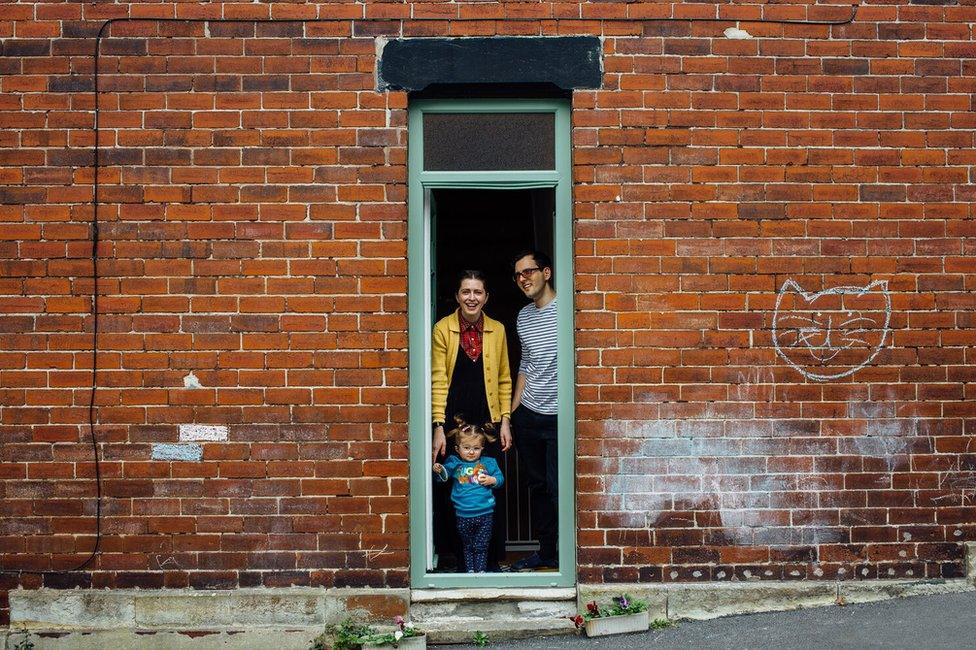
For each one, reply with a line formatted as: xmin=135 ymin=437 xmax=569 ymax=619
xmin=407 ymin=99 xmax=575 ymax=589
xmin=431 ymin=188 xmax=554 ymax=570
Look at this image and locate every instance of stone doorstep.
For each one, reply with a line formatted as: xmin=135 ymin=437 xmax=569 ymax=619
xmin=410 ymin=587 xmax=579 ymax=644
xmin=423 ymin=618 xmax=576 ymax=645
xmin=411 ymin=587 xmax=578 ymax=602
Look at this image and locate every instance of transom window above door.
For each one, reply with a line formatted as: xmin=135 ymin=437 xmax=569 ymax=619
xmin=422 ymin=112 xmax=556 ymax=171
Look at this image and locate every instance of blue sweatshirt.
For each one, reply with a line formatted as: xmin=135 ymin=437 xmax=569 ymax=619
xmin=435 ymin=455 xmax=504 ymax=518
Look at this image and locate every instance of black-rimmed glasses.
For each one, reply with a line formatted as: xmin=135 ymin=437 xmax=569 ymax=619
xmin=512 ymin=267 xmax=541 ymax=282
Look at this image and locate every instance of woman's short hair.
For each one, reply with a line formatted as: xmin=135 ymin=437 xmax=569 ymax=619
xmin=456 ymin=269 xmax=488 ymax=293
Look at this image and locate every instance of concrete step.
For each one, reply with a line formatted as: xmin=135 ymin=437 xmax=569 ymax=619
xmin=409 ymin=588 xmax=577 ymax=644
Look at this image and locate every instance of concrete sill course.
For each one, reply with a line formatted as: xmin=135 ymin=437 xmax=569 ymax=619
xmin=8 ymin=579 xmax=976 ymax=644
xmin=579 ymin=578 xmax=975 ymax=622
xmin=9 ymin=587 xmax=410 ymax=631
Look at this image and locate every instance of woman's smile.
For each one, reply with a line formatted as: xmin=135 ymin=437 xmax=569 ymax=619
xmin=456 ymin=278 xmax=487 ymax=320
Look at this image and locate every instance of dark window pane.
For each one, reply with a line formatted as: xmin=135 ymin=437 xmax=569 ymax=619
xmin=423 ymin=113 xmax=555 ymax=171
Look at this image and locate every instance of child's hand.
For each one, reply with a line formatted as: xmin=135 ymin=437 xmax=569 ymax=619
xmin=476 ymin=474 xmax=496 ymax=487
xmin=432 ymin=463 xmax=443 ymax=474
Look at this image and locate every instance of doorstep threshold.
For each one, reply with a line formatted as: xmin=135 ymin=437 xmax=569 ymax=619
xmin=411 ymin=587 xmax=576 ymax=602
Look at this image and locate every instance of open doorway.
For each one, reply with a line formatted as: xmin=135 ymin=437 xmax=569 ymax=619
xmin=430 ymin=188 xmax=554 ymax=572
xmin=407 ymin=97 xmax=574 ymax=589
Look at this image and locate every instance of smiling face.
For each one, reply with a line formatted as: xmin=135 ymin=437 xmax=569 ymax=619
xmin=456 ymin=278 xmax=487 ymax=323
xmin=456 ymin=433 xmax=485 ymax=462
xmin=514 ymin=254 xmax=551 ymax=301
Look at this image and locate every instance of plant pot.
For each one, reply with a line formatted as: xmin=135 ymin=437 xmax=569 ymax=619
xmin=584 ymin=611 xmax=650 ymax=637
xmin=364 ymin=634 xmax=427 ymax=649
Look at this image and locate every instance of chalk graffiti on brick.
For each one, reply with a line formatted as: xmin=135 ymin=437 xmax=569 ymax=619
xmin=772 ymin=279 xmax=891 ymax=381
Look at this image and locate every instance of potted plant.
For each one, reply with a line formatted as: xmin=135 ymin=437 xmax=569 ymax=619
xmin=569 ymin=594 xmax=650 ymax=638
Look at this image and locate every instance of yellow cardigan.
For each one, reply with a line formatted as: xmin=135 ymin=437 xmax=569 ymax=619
xmin=431 ymin=310 xmax=513 ymax=425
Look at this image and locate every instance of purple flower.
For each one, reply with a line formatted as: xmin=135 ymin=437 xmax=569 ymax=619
xmin=615 ymin=595 xmax=629 ymax=609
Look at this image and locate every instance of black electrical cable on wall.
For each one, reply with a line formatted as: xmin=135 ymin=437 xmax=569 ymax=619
xmin=0 ymin=3 xmax=859 ymax=577
xmin=0 ymin=26 xmax=105 ymax=579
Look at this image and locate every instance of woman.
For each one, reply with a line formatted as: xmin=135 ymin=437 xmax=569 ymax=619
xmin=431 ymin=270 xmax=513 ymax=572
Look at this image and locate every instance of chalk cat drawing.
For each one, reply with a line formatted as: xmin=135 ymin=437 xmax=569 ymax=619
xmin=772 ymin=279 xmax=891 ymax=381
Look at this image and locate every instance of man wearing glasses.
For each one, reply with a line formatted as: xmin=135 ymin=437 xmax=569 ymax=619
xmin=509 ymin=250 xmax=559 ymax=571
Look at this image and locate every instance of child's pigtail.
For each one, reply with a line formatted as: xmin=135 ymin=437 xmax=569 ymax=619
xmin=446 ymin=414 xmax=467 ymax=439
xmin=481 ymin=421 xmax=497 ymax=443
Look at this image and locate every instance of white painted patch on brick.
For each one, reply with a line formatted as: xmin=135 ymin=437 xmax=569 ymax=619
xmin=375 ymin=35 xmax=389 ymax=61
xmin=724 ymin=27 xmax=753 ymax=39
xmin=151 ymin=443 xmax=203 ymax=461
xmin=375 ymin=36 xmax=389 ymax=90
xmin=179 ymin=424 xmax=228 ymax=442
xmin=604 ymin=419 xmax=677 ymax=438
xmin=602 ymin=417 xmax=846 ymax=547
xmin=183 ymin=371 xmax=203 ymax=389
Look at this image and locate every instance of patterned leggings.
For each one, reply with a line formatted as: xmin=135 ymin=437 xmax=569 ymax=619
xmin=455 ymin=513 xmax=493 ymax=573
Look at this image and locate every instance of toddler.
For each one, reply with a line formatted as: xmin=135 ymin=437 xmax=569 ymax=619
xmin=432 ymin=419 xmax=505 ymax=573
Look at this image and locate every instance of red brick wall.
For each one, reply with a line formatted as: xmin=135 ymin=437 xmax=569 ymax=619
xmin=2 ymin=6 xmax=415 ymax=623
xmin=1 ymin=0 xmax=975 ymax=625
xmin=573 ymin=2 xmax=976 ymax=583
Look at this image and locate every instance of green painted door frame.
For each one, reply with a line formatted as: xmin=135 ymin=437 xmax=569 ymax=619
xmin=407 ymin=98 xmax=576 ymax=588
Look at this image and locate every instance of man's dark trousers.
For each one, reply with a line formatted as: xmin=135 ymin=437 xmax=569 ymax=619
xmin=512 ymin=404 xmax=558 ymax=563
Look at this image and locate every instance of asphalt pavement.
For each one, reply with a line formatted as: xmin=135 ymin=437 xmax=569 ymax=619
xmin=446 ymin=591 xmax=976 ymax=650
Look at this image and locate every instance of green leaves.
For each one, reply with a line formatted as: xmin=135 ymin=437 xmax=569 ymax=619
xmin=579 ymin=594 xmax=649 ymax=621
xmin=317 ymin=617 xmax=423 ymax=650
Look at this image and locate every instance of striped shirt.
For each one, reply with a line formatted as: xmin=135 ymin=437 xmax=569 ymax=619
xmin=516 ymin=297 xmax=558 ymax=415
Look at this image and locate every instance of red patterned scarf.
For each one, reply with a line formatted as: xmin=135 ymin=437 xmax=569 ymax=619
xmin=459 ymin=313 xmax=483 ymax=362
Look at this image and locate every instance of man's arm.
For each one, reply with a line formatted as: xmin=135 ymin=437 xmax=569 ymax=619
xmin=497 ymin=331 xmax=513 ymax=418
xmin=512 ymin=317 xmax=528 ymax=413
xmin=511 ymin=372 xmax=526 ymax=414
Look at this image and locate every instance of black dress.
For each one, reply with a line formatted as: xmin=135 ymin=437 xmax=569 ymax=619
xmin=445 ymin=342 xmax=492 ymax=433
xmin=433 ymin=340 xmax=507 ymax=572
